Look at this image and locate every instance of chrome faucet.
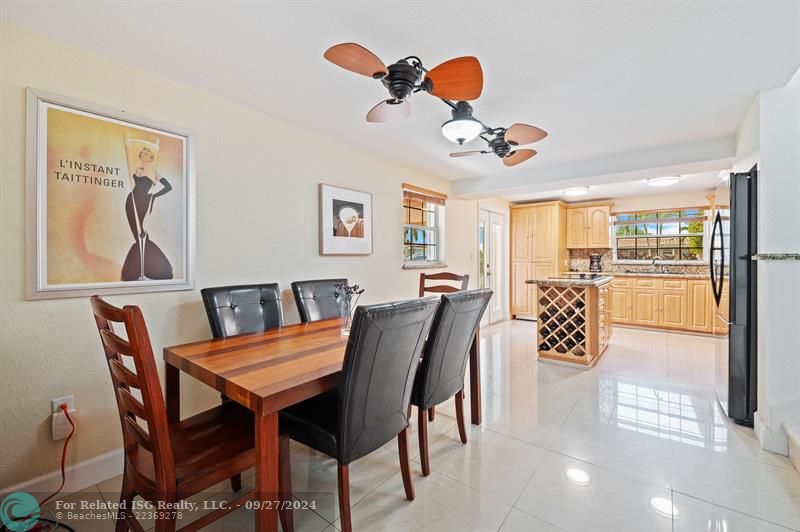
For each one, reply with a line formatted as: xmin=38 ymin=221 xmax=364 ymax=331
xmin=651 ymin=256 xmax=668 ymax=273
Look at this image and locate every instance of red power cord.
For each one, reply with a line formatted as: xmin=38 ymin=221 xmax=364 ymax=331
xmin=39 ymin=403 xmax=75 ymax=509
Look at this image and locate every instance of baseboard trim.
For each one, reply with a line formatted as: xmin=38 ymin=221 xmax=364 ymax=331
xmin=1 ymin=448 xmax=123 ymax=497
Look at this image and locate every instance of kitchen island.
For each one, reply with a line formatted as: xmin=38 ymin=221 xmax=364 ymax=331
xmin=527 ymin=274 xmax=613 ymax=368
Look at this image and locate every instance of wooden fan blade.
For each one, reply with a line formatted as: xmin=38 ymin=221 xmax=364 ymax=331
xmin=503 ymin=149 xmax=537 ymax=167
xmin=449 ymin=150 xmax=488 ymax=158
xmin=366 ymin=99 xmax=410 ymax=122
xmin=425 ymin=56 xmax=483 ymax=100
xmin=324 ymin=43 xmax=388 ymax=78
xmin=505 ymin=123 xmax=548 ymax=146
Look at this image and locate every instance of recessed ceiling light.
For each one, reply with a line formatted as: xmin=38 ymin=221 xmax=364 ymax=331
xmin=564 ymin=186 xmax=590 ymax=197
xmin=646 ymin=176 xmax=681 ymax=187
xmin=649 ymin=497 xmax=678 ymax=518
xmin=565 ymin=468 xmax=591 ymax=486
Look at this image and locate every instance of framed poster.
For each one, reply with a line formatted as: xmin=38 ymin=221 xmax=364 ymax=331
xmin=319 ymin=183 xmax=373 ymax=255
xmin=25 ymin=89 xmax=195 ymax=299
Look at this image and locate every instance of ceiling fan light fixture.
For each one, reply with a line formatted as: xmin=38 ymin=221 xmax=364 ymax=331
xmin=441 ymin=101 xmax=483 ymax=145
xmin=646 ymin=176 xmax=682 ymax=187
xmin=563 ymin=186 xmax=590 ymax=197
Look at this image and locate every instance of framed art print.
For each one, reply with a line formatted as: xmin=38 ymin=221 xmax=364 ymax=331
xmin=319 ymin=183 xmax=373 ymax=255
xmin=25 ymin=89 xmax=196 ymax=299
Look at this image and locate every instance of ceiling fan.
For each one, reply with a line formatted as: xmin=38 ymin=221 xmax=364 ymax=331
xmin=323 ymin=42 xmax=483 ymax=122
xmin=449 ymin=114 xmax=548 ymax=167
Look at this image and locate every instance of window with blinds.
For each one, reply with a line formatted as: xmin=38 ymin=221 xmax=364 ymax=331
xmin=402 ymin=183 xmax=447 ymax=266
xmin=613 ymin=207 xmax=707 ymax=262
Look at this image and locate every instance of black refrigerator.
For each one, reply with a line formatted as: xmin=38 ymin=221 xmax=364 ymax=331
xmin=711 ymin=165 xmax=758 ymax=426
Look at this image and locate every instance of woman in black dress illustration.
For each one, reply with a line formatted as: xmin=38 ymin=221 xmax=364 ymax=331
xmin=121 ymin=140 xmax=174 ymax=281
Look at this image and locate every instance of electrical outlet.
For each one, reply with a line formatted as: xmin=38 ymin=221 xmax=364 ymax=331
xmin=51 ymin=395 xmax=74 ymax=414
xmin=51 ymin=409 xmax=77 ymax=440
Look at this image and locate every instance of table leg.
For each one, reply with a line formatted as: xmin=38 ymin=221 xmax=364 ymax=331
xmin=469 ymin=330 xmax=481 ymax=425
xmin=165 ymin=363 xmax=180 ymax=423
xmin=255 ymin=411 xmax=280 ymax=532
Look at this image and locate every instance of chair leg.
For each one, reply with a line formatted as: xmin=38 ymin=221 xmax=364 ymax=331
xmin=428 ymin=405 xmax=436 ymax=422
xmin=337 ymin=464 xmax=352 ymax=532
xmin=455 ymin=389 xmax=468 ymax=444
xmin=116 ymin=472 xmax=135 ymax=532
xmin=279 ymin=434 xmax=294 ymax=532
xmin=397 ymin=428 xmax=415 ymax=501
xmin=153 ymin=493 xmax=177 ymax=532
xmin=230 ymin=473 xmax=242 ymax=492
xmin=418 ymin=407 xmax=430 ymax=476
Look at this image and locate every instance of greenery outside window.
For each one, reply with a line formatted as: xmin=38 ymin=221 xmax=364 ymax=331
xmin=613 ymin=208 xmax=707 ymax=262
xmin=402 ymin=183 xmax=447 ymax=268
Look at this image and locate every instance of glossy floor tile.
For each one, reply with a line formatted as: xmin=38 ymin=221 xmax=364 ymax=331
xmin=57 ymin=319 xmax=798 ymax=531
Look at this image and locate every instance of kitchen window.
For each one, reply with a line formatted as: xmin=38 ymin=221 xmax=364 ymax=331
xmin=402 ymin=183 xmax=447 ymax=268
xmin=612 ymin=208 xmax=707 ymax=262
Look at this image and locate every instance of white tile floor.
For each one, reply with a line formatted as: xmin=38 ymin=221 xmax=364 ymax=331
xmin=52 ymin=320 xmax=800 ymax=531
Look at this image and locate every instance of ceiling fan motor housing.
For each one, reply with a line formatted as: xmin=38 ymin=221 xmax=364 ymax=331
xmin=489 ymin=135 xmax=512 ymax=158
xmin=384 ymin=60 xmax=422 ymax=101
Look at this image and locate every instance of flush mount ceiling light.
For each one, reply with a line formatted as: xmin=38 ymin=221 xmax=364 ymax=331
xmin=441 ymin=101 xmax=484 ymax=145
xmin=649 ymin=497 xmax=679 ymax=518
xmin=563 ymin=186 xmax=590 ymax=197
xmin=565 ymin=468 xmax=591 ymax=486
xmin=646 ymin=176 xmax=682 ymax=187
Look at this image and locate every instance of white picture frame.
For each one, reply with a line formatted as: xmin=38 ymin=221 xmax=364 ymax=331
xmin=25 ymin=88 xmax=196 ymax=300
xmin=319 ymin=183 xmax=373 ymax=255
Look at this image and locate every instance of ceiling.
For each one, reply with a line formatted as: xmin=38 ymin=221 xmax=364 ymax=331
xmin=3 ymin=1 xmax=799 ymax=195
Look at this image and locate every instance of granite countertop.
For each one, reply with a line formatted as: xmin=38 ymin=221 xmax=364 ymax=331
xmin=531 ymin=275 xmax=614 ymax=287
xmin=571 ymin=271 xmax=709 ymax=279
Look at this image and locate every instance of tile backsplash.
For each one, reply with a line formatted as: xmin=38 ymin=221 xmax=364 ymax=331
xmin=568 ymin=249 xmax=710 ymax=276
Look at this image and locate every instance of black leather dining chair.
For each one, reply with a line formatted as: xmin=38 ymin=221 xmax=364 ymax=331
xmin=411 ymin=288 xmax=493 ymax=476
xmin=200 ymin=283 xmax=284 ymax=494
xmin=280 ymin=297 xmax=440 ymax=532
xmin=201 ymin=283 xmax=283 ymax=337
xmin=291 ymin=278 xmax=347 ymax=323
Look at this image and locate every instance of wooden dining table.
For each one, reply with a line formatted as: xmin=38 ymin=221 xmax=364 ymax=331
xmin=163 ymin=317 xmax=482 ymax=532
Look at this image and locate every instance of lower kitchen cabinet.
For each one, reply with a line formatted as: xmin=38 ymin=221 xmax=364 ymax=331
xmin=659 ymin=290 xmax=687 ymax=328
xmin=633 ymin=290 xmax=658 ymax=326
xmin=687 ymin=280 xmax=713 ymax=333
xmin=611 ymin=276 xmax=713 ymax=334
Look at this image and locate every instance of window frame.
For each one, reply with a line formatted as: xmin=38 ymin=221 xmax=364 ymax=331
xmin=402 ymin=184 xmax=447 ymax=269
xmin=611 ymin=207 xmax=709 ymax=265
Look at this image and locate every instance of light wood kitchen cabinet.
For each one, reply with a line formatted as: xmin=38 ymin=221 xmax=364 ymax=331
xmin=659 ymin=290 xmax=687 ymax=328
xmin=611 ymin=288 xmax=633 ymax=323
xmin=566 ymin=208 xmax=588 ymax=248
xmin=714 ymin=284 xmax=729 ymax=335
xmin=587 ymin=206 xmax=611 ymax=248
xmin=610 ymin=275 xmax=714 ymax=334
xmin=510 ymin=201 xmax=568 ymax=318
xmin=511 ymin=262 xmax=532 ymax=315
xmin=633 ymin=290 xmax=659 ymax=325
xmin=566 ymin=203 xmax=612 ymax=249
xmin=511 ymin=207 xmax=533 ymax=261
xmin=687 ymin=280 xmax=713 ymax=333
xmin=531 ymin=206 xmax=555 ymax=261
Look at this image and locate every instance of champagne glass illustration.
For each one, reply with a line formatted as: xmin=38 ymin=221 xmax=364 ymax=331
xmin=121 ymin=132 xmax=173 ymax=282
xmin=338 ymin=206 xmax=359 ymax=237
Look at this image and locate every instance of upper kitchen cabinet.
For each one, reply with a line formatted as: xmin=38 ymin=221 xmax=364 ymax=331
xmin=566 ymin=203 xmax=612 ymax=249
xmin=511 ymin=207 xmax=533 ymax=261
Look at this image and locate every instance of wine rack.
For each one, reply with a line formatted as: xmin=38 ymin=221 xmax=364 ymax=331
xmin=536 ymin=281 xmax=611 ymax=368
xmin=537 ymin=286 xmax=588 ymax=359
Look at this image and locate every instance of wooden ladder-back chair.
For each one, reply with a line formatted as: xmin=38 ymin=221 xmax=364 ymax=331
xmin=417 ymin=272 xmax=470 ymax=422
xmin=90 ymin=296 xmax=293 ymax=532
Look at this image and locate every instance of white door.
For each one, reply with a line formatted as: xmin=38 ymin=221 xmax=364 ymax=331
xmin=479 ymin=209 xmax=505 ymax=325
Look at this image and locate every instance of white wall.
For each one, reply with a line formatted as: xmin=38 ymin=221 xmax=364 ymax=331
xmin=735 ymin=68 xmax=800 ymax=454
xmin=0 ymin=23 xmax=485 ymax=488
